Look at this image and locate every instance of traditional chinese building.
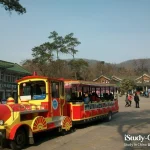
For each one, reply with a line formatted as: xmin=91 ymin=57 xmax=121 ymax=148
xmin=110 ymin=75 xmax=122 ymax=86
xmin=135 ymin=73 xmax=150 ymax=92
xmin=93 ymin=73 xmax=150 ymax=93
xmin=93 ymin=75 xmax=122 ymax=93
xmin=0 ymin=60 xmax=31 ymax=101
xmin=93 ymin=75 xmax=111 ymax=83
xmin=93 ymin=75 xmax=122 ymax=85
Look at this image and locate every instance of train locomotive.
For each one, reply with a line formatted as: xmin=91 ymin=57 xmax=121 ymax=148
xmin=0 ymin=73 xmax=119 ymax=149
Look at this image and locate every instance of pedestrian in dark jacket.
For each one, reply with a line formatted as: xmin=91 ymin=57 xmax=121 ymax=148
xmin=134 ymin=93 xmax=140 ymax=108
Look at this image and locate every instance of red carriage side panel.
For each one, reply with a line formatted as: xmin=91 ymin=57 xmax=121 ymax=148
xmin=72 ymin=103 xmax=84 ymax=120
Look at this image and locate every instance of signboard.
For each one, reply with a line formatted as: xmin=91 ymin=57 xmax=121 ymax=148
xmin=0 ymin=82 xmax=17 ymax=90
xmin=52 ymin=99 xmax=58 ymax=110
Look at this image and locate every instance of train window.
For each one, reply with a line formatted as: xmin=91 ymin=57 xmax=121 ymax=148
xmin=51 ymin=82 xmax=59 ymax=98
xmin=20 ymin=81 xmax=46 ymax=100
xmin=65 ymin=88 xmax=71 ymax=101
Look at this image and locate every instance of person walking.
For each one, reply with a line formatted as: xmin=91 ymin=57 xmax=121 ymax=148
xmin=125 ymin=94 xmax=129 ymax=107
xmin=134 ymin=93 xmax=140 ymax=108
xmin=128 ymin=94 xmax=132 ymax=107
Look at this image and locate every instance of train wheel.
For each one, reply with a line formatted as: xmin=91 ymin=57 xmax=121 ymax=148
xmin=61 ymin=129 xmax=67 ymax=136
xmin=70 ymin=127 xmax=76 ymax=133
xmin=10 ymin=129 xmax=27 ymax=150
xmin=105 ymin=112 xmax=112 ymax=122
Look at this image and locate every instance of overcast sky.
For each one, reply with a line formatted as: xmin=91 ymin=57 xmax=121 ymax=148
xmin=0 ymin=0 xmax=150 ymax=64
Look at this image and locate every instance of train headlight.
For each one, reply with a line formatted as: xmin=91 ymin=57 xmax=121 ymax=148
xmin=0 ymin=120 xmax=4 ymax=125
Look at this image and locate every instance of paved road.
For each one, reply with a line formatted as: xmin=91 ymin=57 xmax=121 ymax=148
xmin=6 ymin=96 xmax=150 ymax=150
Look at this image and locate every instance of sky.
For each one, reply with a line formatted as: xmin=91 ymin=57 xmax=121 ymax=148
xmin=0 ymin=0 xmax=150 ymax=64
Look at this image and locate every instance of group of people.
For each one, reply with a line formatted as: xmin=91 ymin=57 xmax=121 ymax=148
xmin=125 ymin=93 xmax=140 ymax=108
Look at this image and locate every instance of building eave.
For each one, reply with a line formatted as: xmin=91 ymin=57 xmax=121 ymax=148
xmin=93 ymin=75 xmax=111 ymax=81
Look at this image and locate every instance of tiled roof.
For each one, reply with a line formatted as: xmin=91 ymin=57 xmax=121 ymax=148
xmin=135 ymin=74 xmax=150 ymax=81
xmin=0 ymin=60 xmax=31 ymax=74
xmin=93 ymin=75 xmax=111 ymax=81
xmin=111 ymin=75 xmax=122 ymax=81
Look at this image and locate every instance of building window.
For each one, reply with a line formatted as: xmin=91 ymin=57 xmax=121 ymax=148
xmin=0 ymin=73 xmax=4 ymax=81
xmin=5 ymin=74 xmax=11 ymax=82
xmin=106 ymin=80 xmax=109 ymax=83
xmin=12 ymin=76 xmax=16 ymax=82
xmin=102 ymin=80 xmax=105 ymax=83
xmin=8 ymin=75 xmax=10 ymax=82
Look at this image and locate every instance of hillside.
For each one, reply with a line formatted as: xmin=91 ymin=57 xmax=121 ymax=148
xmin=22 ymin=58 xmax=150 ymax=81
xmin=118 ymin=58 xmax=150 ymax=70
xmin=66 ymin=58 xmax=150 ymax=69
xmin=65 ymin=58 xmax=111 ymax=66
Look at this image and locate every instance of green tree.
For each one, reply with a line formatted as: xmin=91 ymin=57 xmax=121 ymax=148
xmin=68 ymin=59 xmax=88 ymax=79
xmin=64 ymin=33 xmax=81 ymax=59
xmin=48 ymin=31 xmax=81 ymax=59
xmin=49 ymin=59 xmax=71 ymax=78
xmin=32 ymin=42 xmax=54 ymax=64
xmin=48 ymin=31 xmax=67 ymax=60
xmin=0 ymin=0 xmax=26 ymax=14
xmin=120 ymin=79 xmax=135 ymax=94
xmin=95 ymin=61 xmax=105 ymax=76
xmin=31 ymin=42 xmax=54 ymax=75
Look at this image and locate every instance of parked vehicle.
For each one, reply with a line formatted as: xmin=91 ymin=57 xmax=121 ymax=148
xmin=0 ymin=73 xmax=119 ymax=149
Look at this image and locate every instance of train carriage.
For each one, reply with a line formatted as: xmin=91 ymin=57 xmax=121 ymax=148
xmin=0 ymin=73 xmax=119 ymax=150
xmin=63 ymin=79 xmax=119 ymax=124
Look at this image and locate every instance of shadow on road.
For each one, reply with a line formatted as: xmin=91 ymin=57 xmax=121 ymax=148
xmin=104 ymin=110 xmax=150 ymax=150
xmin=23 ymin=110 xmax=150 ymax=150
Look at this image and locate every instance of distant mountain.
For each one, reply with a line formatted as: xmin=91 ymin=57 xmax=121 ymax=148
xmin=65 ymin=58 xmax=150 ymax=70
xmin=118 ymin=59 xmax=150 ymax=70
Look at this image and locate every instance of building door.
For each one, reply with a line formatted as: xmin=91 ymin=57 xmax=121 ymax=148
xmin=0 ymin=91 xmax=3 ymax=98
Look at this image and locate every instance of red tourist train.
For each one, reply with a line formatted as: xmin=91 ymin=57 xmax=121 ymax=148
xmin=0 ymin=73 xmax=119 ymax=149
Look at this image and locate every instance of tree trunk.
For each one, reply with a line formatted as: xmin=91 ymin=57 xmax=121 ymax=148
xmin=56 ymin=50 xmax=59 ymax=60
